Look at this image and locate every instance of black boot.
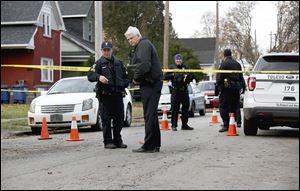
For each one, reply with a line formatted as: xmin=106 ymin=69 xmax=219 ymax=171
xmin=219 ymin=125 xmax=228 ymax=132
xmin=182 ymin=125 xmax=194 ymax=130
xmin=115 ymin=141 xmax=127 ymax=148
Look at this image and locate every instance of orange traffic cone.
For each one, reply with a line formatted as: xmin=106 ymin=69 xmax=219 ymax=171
xmin=209 ymin=107 xmax=219 ymax=124
xmin=227 ymin=112 xmax=239 ymax=136
xmin=160 ymin=109 xmax=170 ymax=130
xmin=67 ymin=116 xmax=84 ymax=141
xmin=38 ymin=117 xmax=52 ymax=140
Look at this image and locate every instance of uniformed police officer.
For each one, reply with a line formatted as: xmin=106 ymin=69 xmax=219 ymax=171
xmin=215 ymin=49 xmax=246 ymax=132
xmin=124 ymin=26 xmax=163 ymax=153
xmin=164 ymin=54 xmax=194 ymax=131
xmin=87 ymin=41 xmax=129 ymax=149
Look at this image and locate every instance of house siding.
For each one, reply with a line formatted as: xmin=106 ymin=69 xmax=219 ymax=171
xmin=1 ymin=27 xmax=61 ymax=90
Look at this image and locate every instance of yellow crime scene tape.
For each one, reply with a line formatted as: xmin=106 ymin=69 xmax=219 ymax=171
xmin=1 ymin=88 xmax=141 ymax=93
xmin=1 ymin=64 xmax=89 ymax=72
xmin=1 ymin=64 xmax=298 ymax=93
xmin=1 ymin=64 xmax=299 ymax=74
xmin=1 ymin=89 xmax=40 ymax=93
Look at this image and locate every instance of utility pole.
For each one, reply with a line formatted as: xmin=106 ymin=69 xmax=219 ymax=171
xmin=269 ymin=31 xmax=273 ymax=51
xmin=163 ymin=1 xmax=170 ymax=69
xmin=213 ymin=1 xmax=219 ymax=80
xmin=95 ymin=1 xmax=103 ymax=60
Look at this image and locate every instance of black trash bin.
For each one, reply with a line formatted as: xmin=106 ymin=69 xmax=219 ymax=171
xmin=1 ymin=85 xmax=10 ymax=104
xmin=12 ymin=85 xmax=28 ymax=104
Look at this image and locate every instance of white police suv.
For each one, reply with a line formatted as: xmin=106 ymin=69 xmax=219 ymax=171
xmin=243 ymin=52 xmax=299 ymax=135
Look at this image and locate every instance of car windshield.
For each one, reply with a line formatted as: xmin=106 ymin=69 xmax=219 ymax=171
xmin=161 ymin=85 xmax=171 ymax=95
xmin=47 ymin=78 xmax=96 ymax=94
xmin=198 ymin=82 xmax=215 ymax=91
xmin=254 ymin=55 xmax=299 ymax=71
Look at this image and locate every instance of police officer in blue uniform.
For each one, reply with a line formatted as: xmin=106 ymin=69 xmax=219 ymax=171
xmin=164 ymin=54 xmax=194 ymax=131
xmin=215 ymin=49 xmax=245 ymax=132
xmin=87 ymin=41 xmax=129 ymax=148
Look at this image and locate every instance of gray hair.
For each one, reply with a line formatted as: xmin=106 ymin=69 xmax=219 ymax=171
xmin=124 ymin=26 xmax=142 ymax=38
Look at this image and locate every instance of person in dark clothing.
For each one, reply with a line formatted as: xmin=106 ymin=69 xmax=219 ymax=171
xmin=235 ymin=104 xmax=242 ymax=127
xmin=215 ymin=49 xmax=246 ymax=132
xmin=164 ymin=54 xmax=194 ymax=131
xmin=124 ymin=26 xmax=163 ymax=153
xmin=87 ymin=41 xmax=129 ymax=149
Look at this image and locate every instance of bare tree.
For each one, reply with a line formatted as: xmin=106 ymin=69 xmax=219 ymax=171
xmin=219 ymin=1 xmax=260 ymax=67
xmin=191 ymin=11 xmax=216 ymax=38
xmin=200 ymin=11 xmax=216 ymax=37
xmin=272 ymin=1 xmax=299 ymax=52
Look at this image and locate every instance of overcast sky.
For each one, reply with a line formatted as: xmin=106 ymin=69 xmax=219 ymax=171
xmin=169 ymin=1 xmax=278 ymax=53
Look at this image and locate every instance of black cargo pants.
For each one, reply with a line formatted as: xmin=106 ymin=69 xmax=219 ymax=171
xmin=171 ymin=89 xmax=190 ymax=128
xmin=219 ymin=88 xmax=240 ymax=126
xmin=99 ymin=95 xmax=124 ymax=145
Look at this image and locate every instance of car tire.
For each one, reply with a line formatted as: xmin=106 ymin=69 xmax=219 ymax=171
xmin=243 ymin=117 xmax=258 ymax=136
xmin=199 ymin=103 xmax=206 ymax=116
xmin=123 ymin=104 xmax=132 ymax=127
xmin=31 ymin=127 xmax=41 ymax=135
xmin=91 ymin=109 xmax=102 ymax=131
xmin=189 ymin=102 xmax=195 ymax=117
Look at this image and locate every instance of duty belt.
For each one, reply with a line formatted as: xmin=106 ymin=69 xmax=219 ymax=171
xmin=100 ymin=91 xmax=124 ymax=96
xmin=173 ymin=86 xmax=187 ymax=91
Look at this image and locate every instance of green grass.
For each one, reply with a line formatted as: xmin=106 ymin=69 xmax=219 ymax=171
xmin=1 ymin=104 xmax=30 ymax=119
xmin=1 ymin=119 xmax=30 ymax=131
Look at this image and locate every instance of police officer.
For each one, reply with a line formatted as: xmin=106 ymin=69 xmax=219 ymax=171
xmin=87 ymin=41 xmax=129 ymax=149
xmin=215 ymin=49 xmax=245 ymax=132
xmin=124 ymin=26 xmax=163 ymax=153
xmin=164 ymin=54 xmax=194 ymax=131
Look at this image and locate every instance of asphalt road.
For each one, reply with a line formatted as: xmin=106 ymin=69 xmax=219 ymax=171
xmin=1 ymin=112 xmax=299 ymax=190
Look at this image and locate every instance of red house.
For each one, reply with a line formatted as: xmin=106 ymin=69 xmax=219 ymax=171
xmin=1 ymin=1 xmax=65 ymax=91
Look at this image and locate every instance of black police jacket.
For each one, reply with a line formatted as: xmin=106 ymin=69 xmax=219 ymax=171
xmin=164 ymin=64 xmax=194 ymax=91
xmin=87 ymin=56 xmax=129 ymax=96
xmin=216 ymin=56 xmax=246 ymax=93
xmin=129 ymin=38 xmax=162 ymax=85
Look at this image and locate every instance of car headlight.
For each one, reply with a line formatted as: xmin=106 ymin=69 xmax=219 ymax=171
xmin=29 ymin=101 xmax=36 ymax=113
xmin=82 ymin=98 xmax=93 ymax=111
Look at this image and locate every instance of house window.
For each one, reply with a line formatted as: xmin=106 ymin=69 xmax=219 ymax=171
xmin=42 ymin=11 xmax=51 ymax=37
xmin=41 ymin=58 xmax=53 ymax=82
xmin=88 ymin=21 xmax=92 ymax=42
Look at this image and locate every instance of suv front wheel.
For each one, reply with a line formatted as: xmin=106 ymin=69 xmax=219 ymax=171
xmin=243 ymin=117 xmax=258 ymax=136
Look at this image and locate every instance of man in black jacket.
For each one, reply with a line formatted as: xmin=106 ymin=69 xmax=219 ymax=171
xmin=215 ymin=49 xmax=246 ymax=132
xmin=87 ymin=41 xmax=129 ymax=149
xmin=124 ymin=26 xmax=163 ymax=153
xmin=164 ymin=54 xmax=194 ymax=131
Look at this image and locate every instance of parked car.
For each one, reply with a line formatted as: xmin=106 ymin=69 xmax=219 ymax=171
xmin=243 ymin=52 xmax=299 ymax=135
xmin=28 ymin=77 xmax=133 ymax=134
xmin=197 ymin=80 xmax=219 ymax=108
xmin=131 ymin=85 xmax=141 ymax=101
xmin=158 ymin=82 xmax=206 ymax=117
